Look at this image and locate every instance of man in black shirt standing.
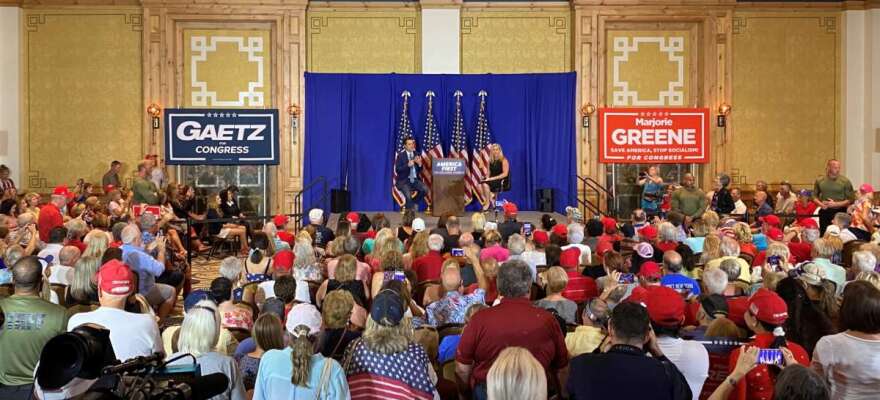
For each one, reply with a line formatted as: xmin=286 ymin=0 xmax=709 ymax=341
xmin=498 ymin=202 xmax=523 ymax=244
xmin=566 ymin=302 xmax=692 ymax=400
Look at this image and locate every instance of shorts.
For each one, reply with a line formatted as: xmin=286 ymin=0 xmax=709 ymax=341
xmin=145 ymin=283 xmax=176 ymax=306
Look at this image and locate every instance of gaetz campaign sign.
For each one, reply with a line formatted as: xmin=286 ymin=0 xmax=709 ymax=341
xmin=598 ymin=108 xmax=710 ymax=164
xmin=165 ymin=109 xmax=279 ymax=165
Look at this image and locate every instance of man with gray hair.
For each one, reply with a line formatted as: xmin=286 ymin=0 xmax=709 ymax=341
xmin=120 ymin=224 xmax=177 ymax=320
xmin=660 ymin=250 xmax=701 ymax=297
xmin=413 ymin=233 xmax=445 ymax=282
xmin=456 ymin=259 xmax=569 ymax=399
xmin=508 ymin=233 xmax=542 ymax=282
xmin=702 ymin=267 xmax=728 ymax=296
xmin=704 ymin=236 xmax=751 ymax=283
xmin=831 ymin=212 xmax=858 ymax=243
xmin=562 ymin=223 xmax=592 ymax=265
xmin=218 ymin=256 xmax=245 ymax=301
xmin=811 ymin=238 xmax=847 ymax=292
xmin=851 ymin=250 xmax=877 ymax=276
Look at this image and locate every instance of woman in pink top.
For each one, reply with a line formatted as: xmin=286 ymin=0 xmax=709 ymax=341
xmin=479 ymin=230 xmax=509 ymax=263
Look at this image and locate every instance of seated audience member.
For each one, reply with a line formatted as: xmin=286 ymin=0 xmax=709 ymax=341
xmin=565 ymin=298 xmax=609 ymax=357
xmin=810 ymin=238 xmax=847 ymax=293
xmin=254 ymin=250 xmax=294 ymax=306
xmin=627 ymin=261 xmax=664 ymax=301
xmin=67 ymin=260 xmax=162 ymax=362
xmin=0 ymin=256 xmax=68 ymax=399
xmin=727 ymin=289 xmax=810 ymax=400
xmin=645 ymin=286 xmax=709 ymax=399
xmin=660 ymin=250 xmax=701 ymax=298
xmin=427 ymin=259 xmax=486 ymax=326
xmin=566 ymin=302 xmax=692 ymax=399
xmin=535 ymin=266 xmax=578 ymax=324
xmin=439 ymin=303 xmax=488 ymax=364
xmin=317 ymin=254 xmax=368 ymax=328
xmin=65 ymin=256 xmax=101 ymax=308
xmin=306 ymin=208 xmax=335 ymax=249
xmin=37 ymin=226 xmax=66 ymax=270
xmin=292 ymin=238 xmax=323 ymax=302
xmin=850 ymin=250 xmax=876 ymax=282
xmin=345 ymin=289 xmax=437 ymax=400
xmin=162 ymin=294 xmax=239 ymax=356
xmin=318 ymin=290 xmax=362 ymax=361
xmin=812 ymin=281 xmax=880 ymax=399
xmin=371 ymin=249 xmax=407 ymax=299
xmin=831 ymin=212 xmax=858 ymax=243
xmin=561 ymin=223 xmax=592 ymax=265
xmin=166 ymin=300 xmax=246 ymax=400
xmin=413 ymin=234 xmax=445 ymax=282
xmin=218 ymin=256 xmax=245 ymax=301
xmin=211 ymin=277 xmax=254 ymax=331
xmin=120 ymin=224 xmax=177 ymax=320
xmin=254 ymin=304 xmax=349 ymax=399
xmin=243 ymin=232 xmax=273 ymax=283
xmin=46 ymin=245 xmax=79 ymax=285
xmin=498 ymin=203 xmax=523 ymax=244
xmin=705 ymin=236 xmax=751 ymax=283
xmin=236 ymin=313 xmax=285 ymax=393
xmin=793 ymin=264 xmax=839 ymax=329
xmin=404 ymin=231 xmax=430 ymax=270
xmin=710 ymin=348 xmax=828 ymax=400
xmin=487 ymin=347 xmax=548 ymax=400
xmin=480 ymin=230 xmax=509 ymax=263
xmin=456 ymin=260 xmax=568 ymax=399
xmin=719 ymin=258 xmax=747 ymax=296
xmin=556 ymin=248 xmax=598 ymax=304
xmin=463 ymin=252 xmax=498 ymax=304
xmin=655 ymin=222 xmax=680 ymax=253
xmin=506 ymin=234 xmax=533 ymax=278
xmin=326 ymin=236 xmax=371 ymax=286
xmin=733 ymin=222 xmax=758 ymax=258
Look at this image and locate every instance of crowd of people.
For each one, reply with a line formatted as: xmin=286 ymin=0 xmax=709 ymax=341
xmin=0 ymin=158 xmax=879 ymax=400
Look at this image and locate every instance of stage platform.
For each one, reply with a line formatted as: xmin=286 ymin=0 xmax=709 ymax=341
xmin=323 ymin=210 xmax=567 ymax=232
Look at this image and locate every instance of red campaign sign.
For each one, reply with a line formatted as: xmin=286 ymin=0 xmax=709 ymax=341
xmin=598 ymin=107 xmax=710 ymax=164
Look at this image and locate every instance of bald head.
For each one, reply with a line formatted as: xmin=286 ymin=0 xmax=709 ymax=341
xmin=12 ymin=256 xmax=43 ymax=292
xmin=458 ymin=232 xmax=474 ymax=248
xmin=663 ymin=250 xmax=683 ymax=273
xmin=441 ymin=261 xmax=462 ymax=292
xmin=59 ymin=246 xmax=81 ymax=266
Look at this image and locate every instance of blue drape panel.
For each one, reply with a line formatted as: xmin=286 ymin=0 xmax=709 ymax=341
xmin=303 ymin=72 xmax=576 ymax=213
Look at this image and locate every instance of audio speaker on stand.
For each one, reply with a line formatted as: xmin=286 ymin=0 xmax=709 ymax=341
xmin=331 ymin=189 xmax=351 ymax=214
xmin=537 ymin=189 xmax=554 ymax=213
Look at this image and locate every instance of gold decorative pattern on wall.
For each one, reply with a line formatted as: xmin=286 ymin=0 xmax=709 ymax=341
xmin=460 ymin=9 xmax=571 ymax=73
xmin=731 ymin=14 xmax=839 ymax=186
xmin=23 ymin=12 xmax=143 ymax=190
xmin=307 ymin=10 xmax=420 ymax=73
xmin=183 ymin=29 xmax=272 ymax=108
xmin=605 ymin=31 xmax=691 ymax=106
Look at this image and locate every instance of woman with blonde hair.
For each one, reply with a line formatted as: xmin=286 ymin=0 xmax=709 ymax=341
xmin=480 ymin=143 xmax=510 ymax=211
xmin=487 ymin=346 xmax=547 ymax=400
xmin=471 ymin=212 xmax=487 ymax=245
xmin=166 ymin=299 xmax=246 ymax=400
xmin=66 ymin=256 xmax=101 ymax=308
xmin=371 ymin=249 xmax=407 ymax=299
xmin=732 ymin=222 xmax=757 ymax=258
xmin=83 ymin=229 xmax=110 ymax=259
xmin=535 ymin=266 xmax=577 ymax=324
xmin=317 ymin=254 xmax=368 ymax=328
xmin=700 ymin=233 xmax=722 ymax=265
xmin=404 ymin=230 xmax=430 ymax=269
xmin=318 ymin=290 xmax=362 ymax=361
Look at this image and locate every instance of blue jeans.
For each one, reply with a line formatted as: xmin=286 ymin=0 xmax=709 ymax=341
xmin=395 ymin=178 xmax=427 ymax=210
xmin=473 ymin=382 xmax=488 ymax=400
xmin=0 ymin=383 xmax=34 ymax=400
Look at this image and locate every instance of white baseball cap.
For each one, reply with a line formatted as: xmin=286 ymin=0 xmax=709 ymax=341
xmin=484 ymin=222 xmax=498 ymax=231
xmin=412 ymin=218 xmax=426 ymax=232
xmin=285 ymin=303 xmax=322 ymax=337
xmin=308 ymin=208 xmax=323 ymax=224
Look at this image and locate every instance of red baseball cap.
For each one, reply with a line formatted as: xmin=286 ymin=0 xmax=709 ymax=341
xmin=346 ymin=212 xmax=360 ymax=224
xmin=638 ymin=261 xmax=662 ymax=280
xmin=560 ymin=247 xmax=581 ymax=269
xmin=645 ymin=286 xmax=686 ymax=327
xmin=97 ymin=260 xmax=134 ymax=295
xmin=639 ymin=225 xmax=658 ymax=241
xmin=273 ymin=214 xmax=289 ymax=227
xmin=602 ymin=217 xmax=617 ymax=233
xmin=726 ymin=296 xmax=749 ymax=327
xmin=800 ymin=218 xmax=818 ymax=230
xmin=748 ymin=288 xmax=789 ymax=325
xmin=503 ymin=202 xmax=518 ymax=217
xmin=860 ymin=183 xmax=875 ymax=194
xmin=273 ymin=250 xmax=295 ymax=272
xmin=552 ymin=224 xmax=568 ymax=238
xmin=767 ymin=227 xmax=784 ymax=242
xmin=52 ymin=185 xmax=74 ymax=199
xmin=596 ymin=240 xmax=614 ymax=257
xmin=532 ymin=230 xmax=549 ymax=246
xmin=760 ymin=215 xmax=781 ymax=228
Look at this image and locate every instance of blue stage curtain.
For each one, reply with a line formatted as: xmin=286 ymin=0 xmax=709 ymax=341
xmin=303 ymin=72 xmax=576 ymax=213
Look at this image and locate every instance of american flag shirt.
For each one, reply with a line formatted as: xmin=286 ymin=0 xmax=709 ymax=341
xmin=345 ymin=340 xmax=435 ymax=400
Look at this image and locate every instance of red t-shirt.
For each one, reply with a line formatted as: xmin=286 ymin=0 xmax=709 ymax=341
xmin=561 ymin=270 xmax=598 ymax=303
xmin=739 ymin=243 xmax=758 ymax=258
xmin=277 ymin=231 xmax=295 ymax=248
xmin=412 ymin=250 xmax=445 ymax=282
xmin=37 ymin=203 xmax=63 ymax=242
xmin=794 ymin=202 xmax=818 ymax=224
xmin=655 ymin=241 xmax=679 ymax=253
xmin=456 ymin=297 xmax=568 ymax=387
xmin=728 ymin=333 xmax=810 ymax=400
xmin=787 ymin=242 xmax=813 ymax=263
xmin=68 ymin=239 xmax=87 ymax=253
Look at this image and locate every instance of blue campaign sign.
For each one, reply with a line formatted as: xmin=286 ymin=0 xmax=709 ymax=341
xmin=432 ymin=158 xmax=467 ymax=176
xmin=164 ymin=109 xmax=279 ymax=165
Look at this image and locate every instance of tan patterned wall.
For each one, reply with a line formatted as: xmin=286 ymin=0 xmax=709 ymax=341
xmin=306 ymin=10 xmax=420 ymax=73
xmin=183 ymin=29 xmax=272 ymax=108
xmin=604 ymin=30 xmax=694 ymax=106
xmin=731 ymin=13 xmax=840 ymax=187
xmin=460 ymin=8 xmax=571 ymax=73
xmin=23 ymin=10 xmax=143 ymax=190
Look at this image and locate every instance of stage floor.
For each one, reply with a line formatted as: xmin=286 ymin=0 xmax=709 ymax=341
xmin=323 ymin=210 xmax=566 ymax=232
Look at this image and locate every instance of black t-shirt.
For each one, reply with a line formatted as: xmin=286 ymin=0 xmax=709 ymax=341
xmin=499 ymin=220 xmax=523 ymax=244
xmin=567 ymin=345 xmax=692 ymax=400
xmin=318 ymin=328 xmax=362 ymax=361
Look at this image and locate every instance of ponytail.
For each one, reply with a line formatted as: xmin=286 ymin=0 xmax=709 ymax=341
xmin=250 ymin=248 xmax=264 ymax=264
xmin=770 ymin=325 xmax=787 ymax=349
xmin=289 ymin=327 xmax=315 ymax=387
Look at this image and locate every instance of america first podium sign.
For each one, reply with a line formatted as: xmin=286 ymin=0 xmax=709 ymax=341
xmin=432 ymin=158 xmax=467 ymax=217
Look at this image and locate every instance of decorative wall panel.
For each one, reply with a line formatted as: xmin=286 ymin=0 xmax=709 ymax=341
xmin=731 ymin=13 xmax=839 ymax=187
xmin=183 ymin=29 xmax=272 ymax=108
xmin=307 ymin=10 xmax=420 ymax=73
xmin=23 ymin=11 xmax=143 ymax=190
xmin=460 ymin=8 xmax=571 ymax=73
xmin=604 ymin=29 xmax=695 ymax=107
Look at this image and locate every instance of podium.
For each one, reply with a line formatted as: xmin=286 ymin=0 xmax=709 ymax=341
xmin=431 ymin=158 xmax=467 ymax=217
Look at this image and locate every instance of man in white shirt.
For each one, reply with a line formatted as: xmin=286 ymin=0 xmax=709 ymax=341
xmin=562 ymin=223 xmax=592 ymax=265
xmin=731 ymin=188 xmax=747 ymax=216
xmin=67 ymin=260 xmax=163 ymax=362
xmin=645 ymin=286 xmax=709 ymax=400
xmin=37 ymin=226 xmax=66 ymax=271
xmin=47 ymin=246 xmax=80 ymax=285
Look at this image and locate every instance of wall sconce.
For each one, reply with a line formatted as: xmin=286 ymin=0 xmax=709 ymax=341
xmin=717 ymin=103 xmax=731 ymax=127
xmin=146 ymin=103 xmax=162 ymax=150
xmin=288 ymin=104 xmax=301 ymax=144
xmin=580 ymin=103 xmax=596 ymax=128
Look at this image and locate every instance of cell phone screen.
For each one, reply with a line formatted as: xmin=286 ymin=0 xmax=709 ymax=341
xmin=757 ymin=349 xmax=783 ymax=365
xmin=523 ymin=223 xmax=533 ymax=236
xmin=392 ymin=271 xmax=406 ymax=282
xmin=618 ymin=273 xmax=635 ymax=284
xmin=451 ymin=248 xmax=465 ymax=257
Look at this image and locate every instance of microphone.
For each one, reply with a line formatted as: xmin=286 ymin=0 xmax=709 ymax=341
xmin=187 ymin=373 xmax=230 ymax=400
xmin=102 ymin=352 xmax=164 ymax=375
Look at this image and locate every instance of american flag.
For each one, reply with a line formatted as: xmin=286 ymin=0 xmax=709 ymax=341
xmin=450 ymin=90 xmax=474 ymax=205
xmin=345 ymin=340 xmax=435 ymax=400
xmin=391 ymin=90 xmax=414 ymax=207
xmin=471 ymin=90 xmax=493 ymax=208
xmin=419 ymin=91 xmax=444 ymax=206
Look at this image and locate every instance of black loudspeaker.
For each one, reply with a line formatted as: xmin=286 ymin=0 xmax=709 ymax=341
xmin=537 ymin=189 xmax=554 ymax=213
xmin=331 ymin=189 xmax=351 ymax=214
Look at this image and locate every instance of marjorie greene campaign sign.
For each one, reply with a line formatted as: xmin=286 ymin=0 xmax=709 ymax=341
xmin=598 ymin=107 xmax=710 ymax=164
xmin=164 ymin=109 xmax=280 ymax=165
